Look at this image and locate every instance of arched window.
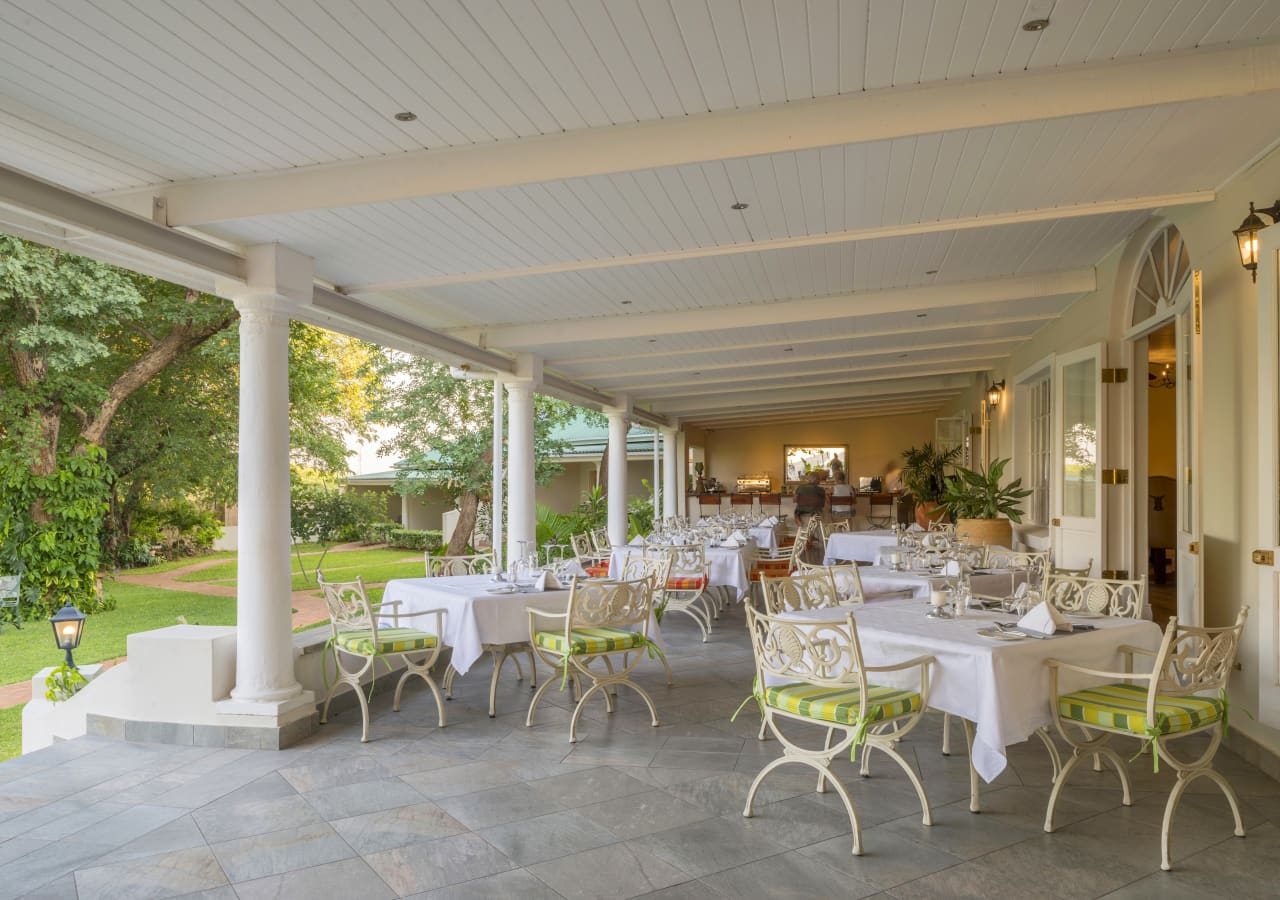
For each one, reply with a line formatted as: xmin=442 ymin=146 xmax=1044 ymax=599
xmin=1131 ymin=225 xmax=1191 ymax=330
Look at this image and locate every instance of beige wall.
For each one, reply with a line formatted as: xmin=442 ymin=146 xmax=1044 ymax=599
xmin=1146 ymin=383 xmax=1176 ymax=479
xmin=701 ymin=412 xmax=938 ymax=491
xmin=940 ymin=142 xmax=1280 ymax=722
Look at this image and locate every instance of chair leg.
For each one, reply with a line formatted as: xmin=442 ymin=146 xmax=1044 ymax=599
xmin=525 ymin=670 xmax=559 ymax=728
xmin=818 ymin=728 xmax=834 ymax=791
xmin=941 ymin=712 xmax=952 ymax=756
xmin=962 ymin=718 xmax=981 ymax=813
xmin=1034 ymin=727 xmax=1063 ymax=782
xmin=488 ymin=647 xmax=508 ymax=718
xmin=875 ymin=739 xmax=933 ymax=826
xmin=527 ymin=647 xmax=538 ymax=689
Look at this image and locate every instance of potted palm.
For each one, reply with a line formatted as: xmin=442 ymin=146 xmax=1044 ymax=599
xmin=900 ymin=443 xmax=962 ymax=527
xmin=939 ymin=458 xmax=1032 ymax=547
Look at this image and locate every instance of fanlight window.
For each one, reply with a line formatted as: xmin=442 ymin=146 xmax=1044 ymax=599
xmin=1131 ymin=225 xmax=1191 ymax=329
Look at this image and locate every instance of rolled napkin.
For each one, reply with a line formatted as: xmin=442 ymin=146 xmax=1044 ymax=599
xmin=1016 ymin=600 xmax=1071 ymax=636
xmin=629 ymin=535 xmax=646 ymax=546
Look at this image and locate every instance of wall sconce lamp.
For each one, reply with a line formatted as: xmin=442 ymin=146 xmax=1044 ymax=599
xmin=50 ymin=603 xmax=86 ymax=669
xmin=986 ymin=379 xmax=1006 ymax=408
xmin=1234 ymin=200 xmax=1280 ymax=282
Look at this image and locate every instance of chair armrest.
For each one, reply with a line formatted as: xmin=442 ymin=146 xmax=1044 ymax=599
xmin=387 ymin=607 xmax=447 ymax=619
xmin=1044 ymin=658 xmax=1153 ymax=681
xmin=527 ymin=608 xmax=568 ymax=622
xmin=864 ymin=654 xmax=934 ymax=673
xmin=1119 ymin=644 xmax=1157 ymax=657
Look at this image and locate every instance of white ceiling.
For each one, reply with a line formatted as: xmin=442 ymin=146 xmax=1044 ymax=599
xmin=2 ymin=0 xmax=1280 ymax=426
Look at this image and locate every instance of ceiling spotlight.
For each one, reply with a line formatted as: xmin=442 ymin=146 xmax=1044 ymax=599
xmin=783 ymin=347 xmax=794 ymax=352
xmin=916 ymin=313 xmax=928 ymax=318
xmin=898 ymin=353 xmax=908 ymax=358
xmin=925 ymin=269 xmax=938 ymax=275
xmin=730 ymin=202 xmax=749 ymax=211
xmin=647 ymin=338 xmax=657 ymax=342
xmin=620 ymin=300 xmax=632 ymax=305
xmin=1022 ymin=18 xmax=1050 ymax=31
xmin=393 ymin=111 xmax=417 ymax=122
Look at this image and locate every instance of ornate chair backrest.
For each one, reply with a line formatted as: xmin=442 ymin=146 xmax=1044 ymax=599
xmin=947 ymin=545 xmax=989 ymax=569
xmin=928 ymin=521 xmax=956 ymax=534
xmin=1051 ymin=558 xmax=1093 ymax=577
xmin=426 ymin=554 xmax=494 ymax=577
xmin=796 ymin=561 xmax=864 ymax=604
xmin=621 ymin=552 xmax=670 ymax=588
xmin=567 ymin=575 xmax=654 ymax=632
xmin=987 ymin=549 xmax=1050 ymax=583
xmin=745 ymin=606 xmax=868 ymax=692
xmin=571 ymin=533 xmax=597 ymax=561
xmin=589 ymin=528 xmax=611 ymax=554
xmin=760 ymin=569 xmax=839 ymax=614
xmin=0 ymin=575 xmax=19 ymax=599
xmin=317 ymin=575 xmax=377 ymax=641
xmin=1042 ymin=573 xmax=1146 ymax=619
xmin=653 ymin=543 xmax=707 ymax=580
xmin=1149 ymin=609 xmax=1248 ymax=705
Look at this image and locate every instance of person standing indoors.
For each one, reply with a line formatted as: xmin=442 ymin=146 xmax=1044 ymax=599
xmin=830 ymin=473 xmax=853 ymax=520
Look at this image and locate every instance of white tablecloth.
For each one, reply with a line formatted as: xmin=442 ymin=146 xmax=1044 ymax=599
xmin=380 ymin=575 xmax=572 ymax=675
xmin=749 ymin=525 xmax=781 ymax=553
xmin=855 ymin=566 xmax=1028 ymax=601
xmin=782 ymin=599 xmax=1162 ymax=781
xmin=823 ymin=531 xmax=899 ymax=564
xmin=610 ymin=544 xmax=753 ymax=600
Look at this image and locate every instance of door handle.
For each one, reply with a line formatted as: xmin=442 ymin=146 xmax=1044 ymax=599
xmin=1188 ymin=541 xmax=1199 ymax=555
xmin=1051 ymin=518 xmax=1061 ymax=527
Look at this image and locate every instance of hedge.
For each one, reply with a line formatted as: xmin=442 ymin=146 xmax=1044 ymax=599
xmin=387 ymin=528 xmax=443 ymax=552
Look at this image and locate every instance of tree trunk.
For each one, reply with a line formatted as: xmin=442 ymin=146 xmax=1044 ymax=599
xmin=597 ymin=442 xmax=609 ymax=493
xmin=446 ymin=490 xmax=480 ymax=556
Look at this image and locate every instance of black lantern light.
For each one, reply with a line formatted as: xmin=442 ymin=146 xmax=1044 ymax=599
xmin=986 ymin=379 xmax=1006 ymax=408
xmin=49 ymin=603 xmax=86 ymax=669
xmin=1233 ymin=200 xmax=1280 ymax=282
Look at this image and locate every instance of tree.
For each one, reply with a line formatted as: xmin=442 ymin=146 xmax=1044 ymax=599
xmin=375 ymin=355 xmax=595 ymax=555
xmin=289 ymin=480 xmax=383 ymax=583
xmin=1 ymin=235 xmax=236 ymax=612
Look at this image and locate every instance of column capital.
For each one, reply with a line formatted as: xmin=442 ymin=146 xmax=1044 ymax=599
xmin=603 ymin=394 xmax=632 ymax=420
xmin=499 ymin=353 xmax=543 ymax=390
xmin=217 ymin=243 xmax=315 ymax=312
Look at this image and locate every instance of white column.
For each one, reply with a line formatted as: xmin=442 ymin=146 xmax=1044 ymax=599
xmin=491 ymin=379 xmax=504 ymax=571
xmin=676 ymin=431 xmax=688 ymax=518
xmin=606 ymin=407 xmax=630 ymax=547
xmin=505 ymin=380 xmax=535 ymax=566
xmin=652 ymin=429 xmax=660 ymax=524
xmin=662 ymin=427 xmax=679 ymax=518
xmin=230 ymin=297 xmax=302 ymax=704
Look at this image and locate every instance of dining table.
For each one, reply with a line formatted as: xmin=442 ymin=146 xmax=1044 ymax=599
xmin=823 ymin=530 xmax=901 ymax=565
xmin=609 ymin=542 xmax=754 ymax=600
xmin=777 ymin=597 xmax=1163 ymax=810
xmin=856 ymin=565 xmax=1029 ymax=601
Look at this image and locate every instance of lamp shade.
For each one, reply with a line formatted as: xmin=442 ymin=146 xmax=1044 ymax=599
xmin=50 ymin=603 xmax=86 ymax=652
xmin=986 ymin=380 xmax=1005 ymax=408
xmin=1234 ymin=208 xmax=1265 ymax=273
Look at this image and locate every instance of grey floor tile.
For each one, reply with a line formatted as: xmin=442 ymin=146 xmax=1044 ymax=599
xmin=663 ymin=771 xmax=809 ymax=817
xmin=525 ymin=767 xmax=653 ymax=809
xmin=276 ymin=755 xmax=393 ymax=793
xmin=701 ymin=850 xmax=879 ymax=899
xmin=64 ymin=804 xmax=189 ymax=849
xmin=630 ymin=817 xmax=787 ymax=878
xmin=363 ymin=833 xmax=516 ymax=895
xmin=797 ymin=823 xmax=964 ymax=891
xmin=330 ymin=801 xmax=467 ymax=854
xmin=209 ymin=822 xmax=356 ymax=883
xmin=527 ymin=841 xmax=691 ymax=900
xmin=12 ymin=873 xmax=79 ymax=900
xmin=108 ymin=816 xmax=209 ymax=864
xmin=435 ymin=782 xmax=566 ymax=831
xmin=232 ymin=856 xmax=396 ymax=900
xmin=409 ymin=867 xmax=565 ymax=900
xmin=0 ymin=838 xmax=114 ymax=900
xmin=575 ymin=790 xmax=713 ymax=840
xmin=0 ymin=837 xmax=50 ymax=867
xmin=193 ymin=794 xmax=322 ymax=844
xmin=479 ymin=809 xmax=619 ymax=865
xmin=400 ymin=761 xmax=523 ymax=799
xmin=72 ymin=847 xmax=228 ymax=900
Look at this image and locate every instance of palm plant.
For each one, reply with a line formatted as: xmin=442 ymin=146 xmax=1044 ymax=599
xmin=940 ymin=458 xmax=1032 ymax=522
xmin=900 ymin=443 xmax=962 ymax=504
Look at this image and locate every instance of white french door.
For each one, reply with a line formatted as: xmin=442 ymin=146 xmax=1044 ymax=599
xmin=1051 ymin=343 xmax=1104 ymax=575
xmin=1255 ymin=225 xmax=1280 ymax=728
xmin=1174 ymin=276 xmax=1203 ymax=626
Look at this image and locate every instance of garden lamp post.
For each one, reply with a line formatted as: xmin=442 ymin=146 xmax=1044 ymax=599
xmin=49 ymin=603 xmax=86 ymax=669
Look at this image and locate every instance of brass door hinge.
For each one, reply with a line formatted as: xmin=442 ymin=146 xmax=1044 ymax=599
xmin=1253 ymin=549 xmax=1275 ymax=566
xmin=1101 ymin=469 xmax=1129 ymax=485
xmin=1188 ymin=541 xmax=1200 ymax=555
xmin=1101 ymin=368 xmax=1128 ymax=384
xmin=1193 ymin=270 xmax=1202 ymax=335
xmin=1051 ymin=517 xmax=1061 ymax=527
xmin=1102 ymin=568 xmax=1130 ymax=580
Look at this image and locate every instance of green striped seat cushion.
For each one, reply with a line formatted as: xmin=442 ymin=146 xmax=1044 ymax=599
xmin=763 ymin=681 xmax=922 ymax=726
xmin=336 ymin=627 xmax=438 ymax=655
xmin=1058 ymin=683 xmax=1222 ymax=735
xmin=535 ymin=626 xmax=645 ymax=655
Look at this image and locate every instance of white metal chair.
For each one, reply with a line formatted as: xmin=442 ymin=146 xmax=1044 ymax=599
xmin=759 ymin=569 xmax=841 ymax=615
xmin=526 ymin=574 xmax=661 ymax=742
xmin=317 ymin=575 xmax=446 ymax=742
xmin=0 ymin=575 xmax=21 ymax=633
xmin=986 ymin=548 xmax=1051 ymax=586
xmin=425 ymin=553 xmax=494 ymax=576
xmin=742 ymin=606 xmax=934 ymax=855
xmin=621 ymin=552 xmax=674 ymax=685
xmin=797 ymin=561 xmax=866 ymax=605
xmin=571 ymin=532 xmax=611 ymax=577
xmin=1043 ymin=572 xmax=1147 ymax=619
xmin=1044 ymin=609 xmax=1249 ymax=870
xmin=648 ymin=543 xmax=713 ymax=641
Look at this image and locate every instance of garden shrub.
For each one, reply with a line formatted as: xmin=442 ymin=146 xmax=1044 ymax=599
xmin=387 ymin=528 xmax=443 ymax=552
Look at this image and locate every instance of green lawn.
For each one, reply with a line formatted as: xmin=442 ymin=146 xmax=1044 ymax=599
xmin=0 ymin=581 xmax=235 ymax=688
xmin=123 ymin=550 xmax=235 ymax=575
xmin=0 ymin=706 xmax=21 ymax=762
xmin=177 ymin=547 xmax=419 ymax=585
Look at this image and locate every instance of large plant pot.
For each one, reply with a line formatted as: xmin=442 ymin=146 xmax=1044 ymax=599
xmin=914 ymin=500 xmax=946 ymax=529
xmin=956 ymin=517 xmax=1013 ymax=548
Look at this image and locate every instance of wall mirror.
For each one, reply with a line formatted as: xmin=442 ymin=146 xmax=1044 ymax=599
xmin=783 ymin=445 xmax=848 ymax=484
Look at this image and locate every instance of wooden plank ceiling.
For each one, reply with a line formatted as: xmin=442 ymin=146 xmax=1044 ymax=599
xmin=2 ymin=0 xmax=1280 ymax=425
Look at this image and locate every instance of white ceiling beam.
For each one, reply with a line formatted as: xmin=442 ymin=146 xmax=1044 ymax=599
xmin=590 ymin=339 xmax=1025 ymax=386
xmin=655 ymin=375 xmax=975 ymax=414
xmin=105 ymin=41 xmax=1280 ymax=226
xmin=551 ymin=312 xmax=1058 ymax=368
xmin=622 ymin=356 xmax=1006 ymax=397
xmin=342 ymin=193 xmax=1209 ymax=294
xmin=688 ymin=407 xmax=948 ymax=429
xmin=462 ymin=270 xmax=1094 ymax=347
xmin=686 ymin=400 xmax=952 ymax=426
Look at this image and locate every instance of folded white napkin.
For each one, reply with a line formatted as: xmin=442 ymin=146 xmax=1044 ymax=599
xmin=1017 ymin=600 xmax=1070 ymax=635
xmin=561 ymin=559 xmax=586 ymax=577
xmin=721 ymin=535 xmax=741 ymax=547
xmin=757 ymin=516 xmax=777 ymax=527
xmin=908 ymin=523 xmax=924 ymax=532
xmin=942 ymin=559 xmax=963 ymax=577
xmin=730 ymin=529 xmax=748 ymax=542
xmin=629 ymin=535 xmax=646 ymax=546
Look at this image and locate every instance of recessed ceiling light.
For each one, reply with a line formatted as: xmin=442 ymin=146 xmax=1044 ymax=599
xmin=620 ymin=300 xmax=632 ymax=305
xmin=916 ymin=313 xmax=928 ymax=318
xmin=925 ymin=269 xmax=938 ymax=275
xmin=898 ymin=353 xmax=909 ymax=358
xmin=393 ymin=111 xmax=417 ymax=122
xmin=692 ymin=371 xmax=701 ymax=375
xmin=783 ymin=347 xmax=794 ymax=352
xmin=647 ymin=338 xmax=657 ymax=342
xmin=730 ymin=202 xmax=749 ymax=211
xmin=1022 ymin=18 xmax=1050 ymax=31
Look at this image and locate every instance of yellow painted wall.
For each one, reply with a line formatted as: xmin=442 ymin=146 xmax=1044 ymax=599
xmin=700 ymin=411 xmax=938 ymax=490
xmin=1146 ymin=382 xmax=1177 ymax=479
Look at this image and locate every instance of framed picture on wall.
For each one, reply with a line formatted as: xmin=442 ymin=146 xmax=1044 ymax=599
xmin=783 ymin=445 xmax=849 ymax=484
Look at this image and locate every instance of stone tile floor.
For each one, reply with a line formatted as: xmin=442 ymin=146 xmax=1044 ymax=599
xmin=1 ymin=601 xmax=1277 ymax=898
